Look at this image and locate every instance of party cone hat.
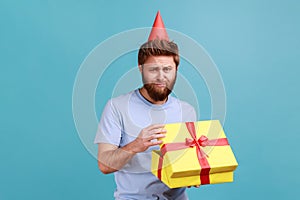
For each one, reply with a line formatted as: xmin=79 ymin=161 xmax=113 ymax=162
xmin=148 ymin=11 xmax=169 ymax=41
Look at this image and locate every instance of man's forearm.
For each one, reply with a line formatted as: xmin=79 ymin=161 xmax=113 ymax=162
xmin=98 ymin=142 xmax=137 ymax=174
xmin=98 ymin=124 xmax=166 ymax=174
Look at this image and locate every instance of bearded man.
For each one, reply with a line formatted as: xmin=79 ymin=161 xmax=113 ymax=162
xmin=94 ymin=12 xmax=196 ymax=200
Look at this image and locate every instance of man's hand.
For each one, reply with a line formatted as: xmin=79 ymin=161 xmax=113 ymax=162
xmin=97 ymin=124 xmax=166 ymax=174
xmin=127 ymin=124 xmax=166 ymax=153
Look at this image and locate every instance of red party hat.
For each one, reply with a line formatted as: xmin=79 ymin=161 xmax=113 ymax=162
xmin=148 ymin=11 xmax=169 ymax=41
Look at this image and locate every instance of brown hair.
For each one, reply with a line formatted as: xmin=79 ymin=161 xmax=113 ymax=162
xmin=138 ymin=39 xmax=179 ymax=67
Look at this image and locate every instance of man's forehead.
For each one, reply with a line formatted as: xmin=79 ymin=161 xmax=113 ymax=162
xmin=144 ymin=56 xmax=175 ymax=66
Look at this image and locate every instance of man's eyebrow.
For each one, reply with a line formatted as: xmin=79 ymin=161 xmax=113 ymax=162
xmin=162 ymin=65 xmax=174 ymax=69
xmin=149 ymin=66 xmax=159 ymax=69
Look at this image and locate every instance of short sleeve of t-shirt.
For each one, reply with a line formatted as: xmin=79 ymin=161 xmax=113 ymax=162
xmin=94 ymin=100 xmax=122 ymax=146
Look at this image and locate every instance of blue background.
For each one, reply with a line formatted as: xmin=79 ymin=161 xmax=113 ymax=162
xmin=1 ymin=0 xmax=299 ymax=199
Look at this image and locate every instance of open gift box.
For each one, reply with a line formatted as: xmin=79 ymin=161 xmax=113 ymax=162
xmin=151 ymin=120 xmax=238 ymax=188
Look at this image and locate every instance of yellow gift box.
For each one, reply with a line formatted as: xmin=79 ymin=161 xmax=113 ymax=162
xmin=151 ymin=120 xmax=238 ymax=188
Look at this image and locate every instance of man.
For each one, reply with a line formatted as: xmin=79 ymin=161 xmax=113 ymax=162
xmin=94 ymin=11 xmax=197 ymax=199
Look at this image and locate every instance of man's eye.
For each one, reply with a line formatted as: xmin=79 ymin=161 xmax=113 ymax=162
xmin=163 ymin=68 xmax=171 ymax=72
xmin=149 ymin=68 xmax=158 ymax=72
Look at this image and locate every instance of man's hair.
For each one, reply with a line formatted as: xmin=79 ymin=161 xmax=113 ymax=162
xmin=138 ymin=39 xmax=180 ymax=67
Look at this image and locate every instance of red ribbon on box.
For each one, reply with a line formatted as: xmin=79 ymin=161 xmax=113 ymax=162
xmin=157 ymin=122 xmax=229 ymax=185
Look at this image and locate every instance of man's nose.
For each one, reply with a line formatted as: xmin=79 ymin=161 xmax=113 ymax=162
xmin=156 ymin=69 xmax=165 ymax=80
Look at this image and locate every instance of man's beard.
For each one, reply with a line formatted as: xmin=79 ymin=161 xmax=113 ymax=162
xmin=142 ymin=73 xmax=176 ymax=102
xmin=144 ymin=83 xmax=172 ymax=101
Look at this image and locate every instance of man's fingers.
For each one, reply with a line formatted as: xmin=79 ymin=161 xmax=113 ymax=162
xmin=145 ymin=139 xmax=163 ymax=147
xmin=141 ymin=132 xmax=166 ymax=141
xmin=140 ymin=127 xmax=166 ymax=138
xmin=150 ymin=133 xmax=166 ymax=140
xmin=141 ymin=134 xmax=165 ymax=143
xmin=149 ymin=128 xmax=167 ymax=135
xmin=137 ymin=124 xmax=167 ymax=149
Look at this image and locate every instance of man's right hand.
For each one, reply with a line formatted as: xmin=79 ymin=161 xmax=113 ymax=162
xmin=127 ymin=124 xmax=166 ymax=153
xmin=97 ymin=124 xmax=166 ymax=174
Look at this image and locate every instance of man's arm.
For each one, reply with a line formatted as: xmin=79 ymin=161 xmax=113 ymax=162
xmin=97 ymin=143 xmax=134 ymax=174
xmin=97 ymin=124 xmax=166 ymax=174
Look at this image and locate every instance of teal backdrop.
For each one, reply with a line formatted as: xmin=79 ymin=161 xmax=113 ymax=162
xmin=1 ymin=0 xmax=299 ymax=199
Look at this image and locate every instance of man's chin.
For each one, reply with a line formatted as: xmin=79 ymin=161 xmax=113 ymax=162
xmin=150 ymin=89 xmax=171 ymax=101
xmin=143 ymin=84 xmax=172 ymax=101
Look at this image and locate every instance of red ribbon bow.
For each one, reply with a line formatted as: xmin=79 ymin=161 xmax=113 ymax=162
xmin=157 ymin=122 xmax=229 ymax=185
xmin=185 ymin=135 xmax=209 ymax=147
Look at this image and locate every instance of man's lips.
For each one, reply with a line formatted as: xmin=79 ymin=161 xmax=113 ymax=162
xmin=153 ymin=83 xmax=166 ymax=88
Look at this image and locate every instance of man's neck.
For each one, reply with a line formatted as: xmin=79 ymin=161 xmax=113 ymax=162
xmin=139 ymin=87 xmax=168 ymax=105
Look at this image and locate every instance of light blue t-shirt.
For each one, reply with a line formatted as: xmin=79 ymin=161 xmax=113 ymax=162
xmin=94 ymin=89 xmax=197 ymax=200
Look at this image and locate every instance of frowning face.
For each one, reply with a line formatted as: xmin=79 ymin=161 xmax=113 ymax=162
xmin=139 ymin=55 xmax=177 ymax=103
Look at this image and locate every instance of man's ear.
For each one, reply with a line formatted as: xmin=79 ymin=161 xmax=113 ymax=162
xmin=138 ymin=64 xmax=143 ymax=73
